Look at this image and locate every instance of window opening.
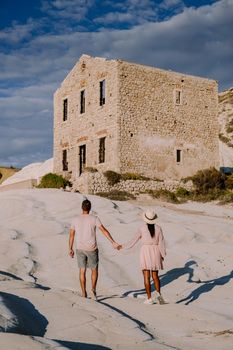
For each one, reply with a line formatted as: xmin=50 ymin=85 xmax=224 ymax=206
xmin=62 ymin=149 xmax=68 ymax=171
xmin=175 ymin=90 xmax=181 ymax=105
xmin=176 ymin=149 xmax=181 ymax=163
xmin=80 ymin=90 xmax=85 ymax=114
xmin=79 ymin=145 xmax=86 ymax=175
xmin=63 ymin=98 xmax=68 ymax=121
xmin=99 ymin=137 xmax=106 ymax=163
xmin=100 ymin=80 xmax=106 ymax=106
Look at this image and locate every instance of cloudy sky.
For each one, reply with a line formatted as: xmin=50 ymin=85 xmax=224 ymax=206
xmin=0 ymin=0 xmax=233 ymax=168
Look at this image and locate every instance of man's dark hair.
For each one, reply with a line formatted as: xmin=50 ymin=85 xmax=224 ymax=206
xmin=82 ymin=199 xmax=91 ymax=212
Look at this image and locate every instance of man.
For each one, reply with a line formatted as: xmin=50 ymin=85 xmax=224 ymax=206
xmin=69 ymin=199 xmax=121 ymax=300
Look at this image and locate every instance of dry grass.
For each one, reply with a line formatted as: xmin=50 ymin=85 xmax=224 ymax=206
xmin=96 ymin=190 xmax=136 ymax=201
xmin=145 ymin=189 xmax=180 ymax=203
xmin=197 ymin=329 xmax=233 ymax=337
xmin=0 ymin=166 xmax=20 ymax=185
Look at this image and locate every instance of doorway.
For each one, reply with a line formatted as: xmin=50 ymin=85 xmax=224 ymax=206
xmin=79 ymin=145 xmax=86 ymax=175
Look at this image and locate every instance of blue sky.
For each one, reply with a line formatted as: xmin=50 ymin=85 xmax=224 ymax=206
xmin=0 ymin=0 xmax=232 ymax=167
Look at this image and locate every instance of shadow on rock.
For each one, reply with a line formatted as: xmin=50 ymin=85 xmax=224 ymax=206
xmin=0 ymin=292 xmax=48 ymax=336
xmin=0 ymin=270 xmax=23 ymax=281
xmin=54 ymin=340 xmax=112 ymax=350
xmin=177 ymin=270 xmax=233 ymax=305
xmin=160 ymin=260 xmax=197 ymax=287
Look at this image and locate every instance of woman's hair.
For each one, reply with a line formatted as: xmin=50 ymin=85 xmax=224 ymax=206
xmin=147 ymin=224 xmax=155 ymax=238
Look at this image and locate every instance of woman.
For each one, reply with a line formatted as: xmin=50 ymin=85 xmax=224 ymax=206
xmin=122 ymin=209 xmax=166 ymax=305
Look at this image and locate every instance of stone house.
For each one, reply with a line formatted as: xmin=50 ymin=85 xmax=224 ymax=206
xmin=53 ymin=54 xmax=219 ymax=189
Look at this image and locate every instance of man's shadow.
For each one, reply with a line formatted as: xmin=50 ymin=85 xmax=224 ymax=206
xmin=177 ymin=270 xmax=233 ymax=305
xmin=122 ymin=260 xmax=197 ymax=298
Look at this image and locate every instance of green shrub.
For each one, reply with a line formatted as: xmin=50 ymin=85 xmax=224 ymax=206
xmin=226 ymin=118 xmax=233 ymax=133
xmin=38 ymin=173 xmax=71 ymax=189
xmin=121 ymin=172 xmax=150 ymax=181
xmin=191 ymin=189 xmax=225 ymax=202
xmin=96 ymin=190 xmax=136 ymax=201
xmin=103 ymin=170 xmax=121 ymax=185
xmin=146 ymin=189 xmax=179 ymax=203
xmin=225 ymin=174 xmax=233 ymax=189
xmin=181 ymin=176 xmax=193 ymax=183
xmin=190 ymin=168 xmax=225 ymax=194
xmin=219 ymin=191 xmax=233 ymax=204
xmin=176 ymin=187 xmax=191 ymax=197
xmin=226 ymin=126 xmax=233 ymax=134
xmin=84 ymin=167 xmax=98 ymax=173
xmin=219 ymin=133 xmax=230 ymax=144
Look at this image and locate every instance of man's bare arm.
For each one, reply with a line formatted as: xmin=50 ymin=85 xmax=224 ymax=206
xmin=69 ymin=229 xmax=75 ymax=257
xmin=99 ymin=225 xmax=122 ymax=249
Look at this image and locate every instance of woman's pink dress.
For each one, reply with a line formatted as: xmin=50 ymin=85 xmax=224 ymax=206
xmin=124 ymin=223 xmax=166 ymax=271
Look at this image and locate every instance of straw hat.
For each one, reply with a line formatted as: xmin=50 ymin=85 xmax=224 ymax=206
xmin=142 ymin=209 xmax=158 ymax=224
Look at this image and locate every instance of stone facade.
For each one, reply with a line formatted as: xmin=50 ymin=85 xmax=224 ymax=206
xmin=54 ymin=55 xmax=120 ymax=184
xmin=53 ymin=54 xmax=219 ymax=192
xmin=73 ymin=171 xmax=193 ymax=196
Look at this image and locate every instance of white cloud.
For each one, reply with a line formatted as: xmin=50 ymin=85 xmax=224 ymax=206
xmin=40 ymin=0 xmax=95 ymax=20
xmin=95 ymin=12 xmax=136 ymax=25
xmin=0 ymin=83 xmax=55 ymax=119
xmin=159 ymin=0 xmax=184 ymax=10
xmin=0 ymin=18 xmax=45 ymax=45
xmin=95 ymin=0 xmax=160 ymax=25
xmin=96 ymin=0 xmax=186 ymax=26
xmin=0 ymin=0 xmax=232 ymax=167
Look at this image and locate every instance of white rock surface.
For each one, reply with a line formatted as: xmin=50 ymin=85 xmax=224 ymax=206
xmin=0 ymin=189 xmax=232 ymax=349
xmin=1 ymin=158 xmax=53 ymax=186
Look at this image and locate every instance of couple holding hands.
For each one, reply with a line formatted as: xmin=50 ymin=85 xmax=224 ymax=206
xmin=69 ymin=199 xmax=166 ymax=305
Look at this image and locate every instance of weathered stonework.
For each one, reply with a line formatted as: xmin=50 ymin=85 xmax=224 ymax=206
xmin=73 ymin=171 xmax=193 ymax=196
xmin=53 ymin=54 xmax=219 ymax=193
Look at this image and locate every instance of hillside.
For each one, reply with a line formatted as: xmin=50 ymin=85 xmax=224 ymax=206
xmin=219 ymin=87 xmax=233 ymax=168
xmin=0 ymin=158 xmax=53 ymax=187
xmin=0 ymin=166 xmax=20 ymax=185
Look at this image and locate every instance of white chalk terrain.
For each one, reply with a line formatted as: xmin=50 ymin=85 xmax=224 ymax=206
xmin=0 ymin=189 xmax=232 ymax=349
xmin=219 ymin=88 xmax=233 ymax=168
xmin=0 ymin=158 xmax=53 ymax=186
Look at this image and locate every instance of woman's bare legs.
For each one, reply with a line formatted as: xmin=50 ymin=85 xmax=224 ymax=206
xmin=152 ymin=270 xmax=161 ymax=294
xmin=143 ymin=270 xmax=151 ymax=299
xmin=79 ymin=268 xmax=87 ymax=297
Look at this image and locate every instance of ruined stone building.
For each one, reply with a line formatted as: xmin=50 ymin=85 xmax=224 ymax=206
xmin=53 ymin=54 xmax=219 ymax=187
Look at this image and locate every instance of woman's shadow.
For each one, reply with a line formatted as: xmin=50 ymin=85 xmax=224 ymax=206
xmin=177 ymin=270 xmax=233 ymax=305
xmin=122 ymin=260 xmax=197 ymax=298
xmin=160 ymin=260 xmax=197 ymax=286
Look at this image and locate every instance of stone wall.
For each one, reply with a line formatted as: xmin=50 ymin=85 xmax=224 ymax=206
xmin=118 ymin=60 xmax=219 ymax=179
xmin=53 ymin=55 xmax=121 ymax=181
xmin=54 ymin=54 xmax=219 ymax=184
xmin=72 ymin=171 xmax=193 ymax=195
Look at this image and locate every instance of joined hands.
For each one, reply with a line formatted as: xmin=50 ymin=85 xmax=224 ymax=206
xmin=112 ymin=242 xmax=123 ymax=250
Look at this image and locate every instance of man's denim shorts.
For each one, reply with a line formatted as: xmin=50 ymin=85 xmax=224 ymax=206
xmin=76 ymin=249 xmax=99 ymax=269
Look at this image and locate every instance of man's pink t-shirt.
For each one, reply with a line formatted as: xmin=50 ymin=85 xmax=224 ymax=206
xmin=71 ymin=214 xmax=102 ymax=251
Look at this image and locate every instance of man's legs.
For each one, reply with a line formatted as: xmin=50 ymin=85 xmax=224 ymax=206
xmin=91 ymin=267 xmax=98 ymax=296
xmin=143 ymin=270 xmax=151 ymax=299
xmin=79 ymin=268 xmax=87 ymax=297
xmin=88 ymin=249 xmax=99 ymax=298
